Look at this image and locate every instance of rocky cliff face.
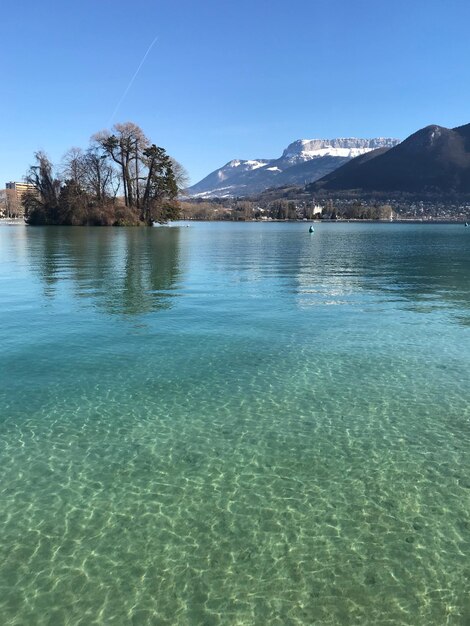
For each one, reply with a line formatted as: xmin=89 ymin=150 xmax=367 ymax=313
xmin=188 ymin=138 xmax=400 ymax=197
xmin=281 ymin=138 xmax=399 ymax=161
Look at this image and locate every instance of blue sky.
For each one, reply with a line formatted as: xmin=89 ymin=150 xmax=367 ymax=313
xmin=1 ymin=0 xmax=470 ymax=185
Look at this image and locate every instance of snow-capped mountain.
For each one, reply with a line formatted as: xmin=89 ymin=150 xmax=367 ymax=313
xmin=211 ymin=159 xmax=269 ymax=183
xmin=280 ymin=138 xmax=398 ymax=163
xmin=188 ymin=137 xmax=400 ymax=197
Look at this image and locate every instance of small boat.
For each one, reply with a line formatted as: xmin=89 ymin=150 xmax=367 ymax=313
xmin=465 ymin=222 xmax=469 ymax=227
xmin=309 ymin=225 xmax=314 ymax=233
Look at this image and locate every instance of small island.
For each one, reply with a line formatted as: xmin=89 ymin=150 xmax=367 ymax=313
xmin=21 ymin=122 xmax=185 ymax=227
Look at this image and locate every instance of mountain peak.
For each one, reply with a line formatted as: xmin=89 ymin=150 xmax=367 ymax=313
xmin=188 ymin=136 xmax=400 ymax=198
xmin=409 ymin=124 xmax=447 ymax=141
xmin=309 ymin=121 xmax=470 ymax=194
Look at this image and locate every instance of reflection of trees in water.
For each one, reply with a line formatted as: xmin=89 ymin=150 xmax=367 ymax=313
xmin=29 ymin=227 xmax=182 ymax=315
xmin=29 ymin=224 xmax=469 ymax=319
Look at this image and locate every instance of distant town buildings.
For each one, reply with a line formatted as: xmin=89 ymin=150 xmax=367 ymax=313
xmin=0 ymin=181 xmax=36 ymax=217
xmin=6 ymin=181 xmax=35 ymax=198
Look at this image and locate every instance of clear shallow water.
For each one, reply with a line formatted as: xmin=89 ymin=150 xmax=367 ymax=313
xmin=0 ymin=221 xmax=469 ymax=625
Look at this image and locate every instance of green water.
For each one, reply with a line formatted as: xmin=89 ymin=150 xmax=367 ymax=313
xmin=0 ymin=221 xmax=469 ymax=625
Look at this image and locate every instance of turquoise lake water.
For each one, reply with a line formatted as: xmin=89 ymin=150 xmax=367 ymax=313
xmin=0 ymin=221 xmax=469 ymax=625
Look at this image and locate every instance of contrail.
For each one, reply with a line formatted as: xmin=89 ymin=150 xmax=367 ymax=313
xmin=108 ymin=36 xmax=159 ymax=126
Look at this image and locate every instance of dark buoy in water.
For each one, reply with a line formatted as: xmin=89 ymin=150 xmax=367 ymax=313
xmin=465 ymin=222 xmax=469 ymax=227
xmin=309 ymin=225 xmax=314 ymax=233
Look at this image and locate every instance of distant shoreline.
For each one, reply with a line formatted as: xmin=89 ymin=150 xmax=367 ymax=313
xmin=1 ymin=217 xmax=468 ymax=226
xmin=178 ymin=217 xmax=469 ymax=225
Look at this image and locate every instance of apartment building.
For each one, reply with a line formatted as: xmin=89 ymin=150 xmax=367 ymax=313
xmin=1 ymin=181 xmax=36 ymax=217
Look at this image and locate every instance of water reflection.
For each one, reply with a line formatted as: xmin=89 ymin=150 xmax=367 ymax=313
xmin=164 ymin=222 xmax=470 ymax=323
xmin=293 ymin=225 xmax=470 ymax=320
xmin=17 ymin=222 xmax=470 ymax=323
xmin=28 ymin=226 xmax=183 ymax=315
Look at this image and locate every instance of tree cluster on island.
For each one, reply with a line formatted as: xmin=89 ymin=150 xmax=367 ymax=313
xmin=23 ymin=122 xmax=187 ymax=226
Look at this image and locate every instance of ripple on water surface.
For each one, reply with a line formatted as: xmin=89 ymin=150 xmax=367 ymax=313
xmin=0 ymin=222 xmax=469 ymax=625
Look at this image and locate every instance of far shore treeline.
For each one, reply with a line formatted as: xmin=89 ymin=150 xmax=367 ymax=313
xmin=22 ymin=122 xmax=187 ymax=226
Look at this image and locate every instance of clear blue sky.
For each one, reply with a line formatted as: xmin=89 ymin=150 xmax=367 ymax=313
xmin=1 ymin=0 xmax=469 ymax=185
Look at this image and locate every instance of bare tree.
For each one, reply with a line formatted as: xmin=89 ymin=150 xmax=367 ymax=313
xmin=94 ymin=122 xmax=149 ymax=208
xmin=83 ymin=147 xmax=119 ymax=204
xmin=61 ymin=147 xmax=86 ymax=187
xmin=171 ymin=158 xmax=189 ymax=193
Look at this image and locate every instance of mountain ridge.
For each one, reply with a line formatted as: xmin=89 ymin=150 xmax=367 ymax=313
xmin=188 ymin=137 xmax=400 ymax=197
xmin=308 ymin=123 xmax=470 ymax=194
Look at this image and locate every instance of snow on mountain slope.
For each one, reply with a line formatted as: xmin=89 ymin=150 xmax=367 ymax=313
xmin=280 ymin=138 xmax=400 ymax=164
xmin=218 ymin=160 xmax=268 ymax=178
xmin=188 ymin=138 xmax=400 ymax=197
xmin=190 ymin=159 xmax=271 ymax=194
